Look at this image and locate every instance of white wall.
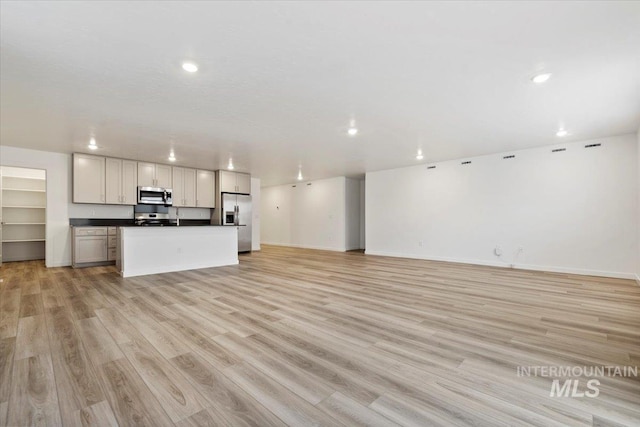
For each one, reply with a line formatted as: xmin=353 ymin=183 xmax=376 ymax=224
xmin=366 ymin=134 xmax=638 ymax=279
xmin=251 ymin=177 xmax=261 ymax=251
xmin=637 ymin=128 xmax=640 ymax=283
xmin=261 ymin=182 xmax=292 ymax=246
xmin=1 ymin=146 xmax=72 ymax=267
xmin=261 ymin=176 xmax=348 ymax=251
xmin=360 ymin=180 xmax=366 ymax=249
xmin=345 ymin=178 xmax=361 ymax=251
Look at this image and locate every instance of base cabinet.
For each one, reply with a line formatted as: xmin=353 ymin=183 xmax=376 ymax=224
xmin=72 ymin=226 xmax=118 ymax=267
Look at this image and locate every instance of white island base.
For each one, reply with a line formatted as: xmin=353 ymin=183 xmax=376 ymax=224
xmin=118 ymin=226 xmax=238 ymax=278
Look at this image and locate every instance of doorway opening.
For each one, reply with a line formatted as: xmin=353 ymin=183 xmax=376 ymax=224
xmin=0 ymin=166 xmax=47 ymax=266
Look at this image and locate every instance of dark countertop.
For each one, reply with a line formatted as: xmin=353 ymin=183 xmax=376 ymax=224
xmin=69 ymin=218 xmax=212 ymax=227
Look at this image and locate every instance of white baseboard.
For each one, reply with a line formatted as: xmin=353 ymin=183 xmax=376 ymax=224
xmin=364 ymin=250 xmax=636 ymax=280
xmin=262 ymin=242 xmax=347 ymax=252
xmin=636 ymin=273 xmax=640 ymax=286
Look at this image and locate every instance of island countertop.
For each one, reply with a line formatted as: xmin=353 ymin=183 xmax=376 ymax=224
xmin=118 ymin=225 xmax=238 ymax=278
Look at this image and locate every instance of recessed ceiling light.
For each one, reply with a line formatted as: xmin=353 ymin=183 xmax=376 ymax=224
xmin=88 ymin=137 xmax=98 ymax=150
xmin=416 ymin=149 xmax=424 ymax=160
xmin=347 ymin=127 xmax=358 ymax=136
xmin=531 ymin=73 xmax=552 ymax=84
xmin=227 ymin=158 xmax=234 ymax=170
xmin=297 ymin=169 xmax=303 ymax=181
xmin=556 ymin=129 xmax=569 ymax=137
xmin=182 ymin=62 xmax=198 ymax=73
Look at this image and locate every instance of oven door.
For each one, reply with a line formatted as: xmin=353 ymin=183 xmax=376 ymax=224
xmin=137 ymin=187 xmax=168 ymax=205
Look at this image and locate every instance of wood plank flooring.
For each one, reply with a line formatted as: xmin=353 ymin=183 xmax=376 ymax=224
xmin=0 ymin=245 xmax=639 ymax=426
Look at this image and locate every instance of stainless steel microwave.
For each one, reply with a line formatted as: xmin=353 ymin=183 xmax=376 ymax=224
xmin=137 ymin=186 xmax=173 ymax=206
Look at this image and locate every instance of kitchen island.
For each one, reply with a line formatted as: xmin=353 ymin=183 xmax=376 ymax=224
xmin=118 ymin=225 xmax=238 ymax=278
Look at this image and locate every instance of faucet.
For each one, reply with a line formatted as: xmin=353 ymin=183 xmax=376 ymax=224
xmin=175 ymin=207 xmax=180 ymax=226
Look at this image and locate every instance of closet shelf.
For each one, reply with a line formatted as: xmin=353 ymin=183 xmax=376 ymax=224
xmin=3 ymin=223 xmax=46 ymax=225
xmin=2 ymin=188 xmax=46 ymax=192
xmin=2 ymin=239 xmax=46 ymax=243
xmin=2 ymin=205 xmax=46 ymax=209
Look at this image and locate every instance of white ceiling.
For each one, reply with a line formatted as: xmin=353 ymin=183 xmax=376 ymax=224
xmin=1 ymin=1 xmax=639 ymax=186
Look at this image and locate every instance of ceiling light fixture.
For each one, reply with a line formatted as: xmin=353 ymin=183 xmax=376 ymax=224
xmin=88 ymin=137 xmax=98 ymax=150
xmin=531 ymin=73 xmax=552 ymax=84
xmin=556 ymin=129 xmax=569 ymax=137
xmin=182 ymin=62 xmax=198 ymax=73
xmin=227 ymin=158 xmax=234 ymax=170
xmin=416 ymin=149 xmax=424 ymax=160
xmin=347 ymin=118 xmax=358 ymax=136
xmin=297 ymin=169 xmax=303 ymax=181
xmin=168 ymin=150 xmax=176 ymax=162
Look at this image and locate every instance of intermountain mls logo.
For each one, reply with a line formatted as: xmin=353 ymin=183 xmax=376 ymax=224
xmin=516 ymin=365 xmax=638 ymax=398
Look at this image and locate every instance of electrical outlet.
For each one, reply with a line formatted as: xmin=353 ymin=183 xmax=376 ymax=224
xmin=418 ymin=241 xmax=423 ymax=247
xmin=494 ymin=246 xmax=503 ymax=256
xmin=518 ymin=246 xmax=524 ymax=252
xmin=91 ymin=210 xmax=96 ymax=217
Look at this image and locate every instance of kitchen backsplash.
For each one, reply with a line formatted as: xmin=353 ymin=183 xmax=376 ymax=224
xmin=68 ymin=203 xmax=133 ymax=219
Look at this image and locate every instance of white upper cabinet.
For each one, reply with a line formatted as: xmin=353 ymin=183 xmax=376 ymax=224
xmin=172 ymin=167 xmax=184 ymax=207
xmin=183 ymin=168 xmax=197 ymax=207
xmin=73 ymin=153 xmax=105 ymax=204
xmin=236 ymin=173 xmax=251 ymax=194
xmin=73 ymin=153 xmax=216 ymax=207
xmin=138 ymin=162 xmax=172 ymax=188
xmin=106 ymin=158 xmax=138 ymax=205
xmin=137 ymin=162 xmax=156 ymax=187
xmin=172 ymin=167 xmax=197 ymax=207
xmin=105 ymin=158 xmax=122 ymax=204
xmin=196 ymin=170 xmax=215 ymax=208
xmin=122 ymin=160 xmax=137 ymax=205
xmin=156 ymin=164 xmax=172 ymax=188
xmin=218 ymin=170 xmax=251 ymax=194
xmin=218 ymin=170 xmax=236 ymax=193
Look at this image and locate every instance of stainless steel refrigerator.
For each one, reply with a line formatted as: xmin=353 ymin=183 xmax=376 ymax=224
xmin=221 ymin=193 xmax=252 ymax=252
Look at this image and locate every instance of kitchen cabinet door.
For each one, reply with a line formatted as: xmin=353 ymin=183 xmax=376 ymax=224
xmin=74 ymin=236 xmax=108 ymax=263
xmin=156 ymin=164 xmax=172 ymax=189
xmin=138 ymin=162 xmax=156 ymax=187
xmin=122 ymin=160 xmax=138 ymax=205
xmin=218 ymin=170 xmax=236 ymax=193
xmin=196 ymin=170 xmax=215 ymax=208
xmin=105 ymin=158 xmax=122 ymax=204
xmin=172 ymin=167 xmax=184 ymax=207
xmin=73 ymin=153 xmax=105 ymax=204
xmin=183 ymin=168 xmax=197 ymax=207
xmin=236 ymin=173 xmax=251 ymax=194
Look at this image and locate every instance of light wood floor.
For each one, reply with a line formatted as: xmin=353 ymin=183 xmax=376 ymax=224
xmin=1 ymin=245 xmax=639 ymax=426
